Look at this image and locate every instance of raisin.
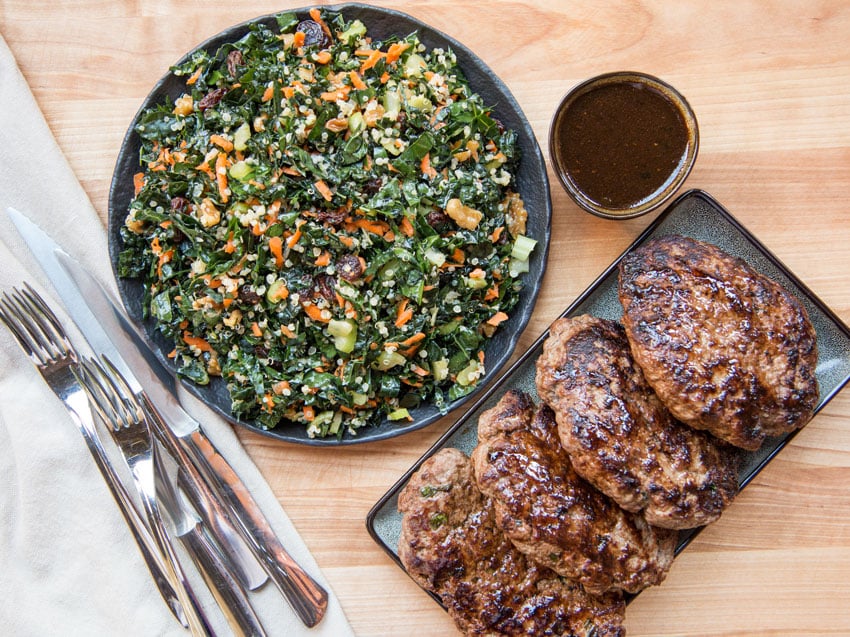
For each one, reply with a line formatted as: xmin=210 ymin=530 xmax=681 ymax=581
xmin=226 ymin=50 xmax=244 ymax=78
xmin=238 ymin=285 xmax=262 ymax=306
xmin=198 ymin=88 xmax=227 ymax=111
xmin=296 ymin=20 xmax=330 ymax=48
xmin=336 ymin=254 xmax=363 ymax=282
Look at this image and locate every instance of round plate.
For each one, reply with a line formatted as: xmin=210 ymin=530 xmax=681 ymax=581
xmin=108 ymin=3 xmax=552 ymax=445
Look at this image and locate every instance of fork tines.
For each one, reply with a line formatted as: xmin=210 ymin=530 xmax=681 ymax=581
xmin=0 ymin=283 xmax=72 ymax=365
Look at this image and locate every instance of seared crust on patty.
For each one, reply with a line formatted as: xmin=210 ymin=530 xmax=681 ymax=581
xmin=535 ymin=315 xmax=739 ymax=530
xmin=471 ymin=390 xmax=676 ymax=595
xmin=618 ymin=235 xmax=819 ymax=450
xmin=398 ymin=447 xmax=626 ymax=636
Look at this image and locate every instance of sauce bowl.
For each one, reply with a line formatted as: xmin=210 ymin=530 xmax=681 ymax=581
xmin=549 ymin=71 xmax=699 ymax=220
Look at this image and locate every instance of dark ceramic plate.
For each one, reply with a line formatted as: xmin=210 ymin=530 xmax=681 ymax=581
xmin=108 ymin=4 xmax=552 ymax=445
xmin=366 ymin=189 xmax=850 ymax=601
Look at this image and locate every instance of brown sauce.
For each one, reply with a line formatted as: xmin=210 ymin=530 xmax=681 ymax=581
xmin=556 ymin=82 xmax=689 ymax=209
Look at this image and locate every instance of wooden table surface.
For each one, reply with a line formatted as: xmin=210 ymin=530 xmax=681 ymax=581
xmin=4 ymin=1 xmax=850 ymax=635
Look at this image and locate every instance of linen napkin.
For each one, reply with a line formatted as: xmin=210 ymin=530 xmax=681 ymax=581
xmin=0 ymin=34 xmax=354 ymax=637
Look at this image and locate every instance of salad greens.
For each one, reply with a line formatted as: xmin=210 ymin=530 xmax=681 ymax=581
xmin=118 ymin=8 xmax=536 ymax=438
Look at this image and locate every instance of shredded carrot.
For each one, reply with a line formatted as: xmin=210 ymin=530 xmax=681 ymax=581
xmin=150 ymin=236 xmax=162 ymax=256
xmin=314 ymin=50 xmax=332 ymax=65
xmin=133 ymin=172 xmax=145 ymax=195
xmin=273 ymin=380 xmax=292 ymax=394
xmin=251 ymin=322 xmax=263 ymax=338
xmin=398 ymin=216 xmax=415 ymax=238
xmin=286 ymin=222 xmax=304 ymax=249
xmin=268 ymin=236 xmax=284 ymax=268
xmin=269 ymin=282 xmax=290 ymax=303
xmin=215 ymin=152 xmax=229 ymax=203
xmin=395 ymin=299 xmax=414 ymax=327
xmin=210 ymin=134 xmax=234 ymax=152
xmin=282 ymin=86 xmax=296 ymax=99
xmin=338 ymin=234 xmax=355 ymax=248
xmin=280 ymin=165 xmax=302 ymax=176
xmin=469 ymin=267 xmax=487 ymax=279
xmin=348 ymin=70 xmax=366 ymax=90
xmin=314 ymin=251 xmax=331 ymax=267
xmin=354 ymin=217 xmax=390 ymax=236
xmin=360 ymin=49 xmax=386 ymax=73
xmin=261 ymin=84 xmax=275 ymax=102
xmin=186 ymin=66 xmax=203 ymax=85
xmin=490 ymin=226 xmax=505 ymax=243
xmin=222 ymin=296 xmax=234 ymax=309
xmin=450 ymin=248 xmax=465 ymax=264
xmin=385 ymin=42 xmax=410 ymax=64
xmin=308 ymin=8 xmax=333 ymax=40
xmin=380 ymin=71 xmax=390 ymax=84
xmin=486 ymin=311 xmax=510 ymax=327
xmin=279 ymin=325 xmax=295 ymax=339
xmin=421 ymin=153 xmax=437 ymax=179
xmin=302 ymin=302 xmax=330 ymax=323
xmin=167 ymin=349 xmax=177 ymax=359
xmin=400 ymin=332 xmax=426 ymax=348
xmin=293 ymin=31 xmax=306 ymax=48
xmin=320 ymin=86 xmax=351 ymax=101
xmin=411 ymin=364 xmax=430 ymax=377
xmin=302 ymin=405 xmax=315 ymax=422
xmin=182 ymin=331 xmax=214 ymax=353
xmin=314 ymin=179 xmax=334 ymax=201
xmin=484 ymin=283 xmax=499 ymax=301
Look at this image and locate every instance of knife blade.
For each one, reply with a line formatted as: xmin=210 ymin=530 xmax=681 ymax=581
xmin=6 ymin=206 xmax=329 ymax=627
xmin=4 ymin=207 xmax=266 ymax=591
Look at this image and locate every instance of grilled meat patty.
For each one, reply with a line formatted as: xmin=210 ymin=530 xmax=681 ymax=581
xmin=471 ymin=390 xmax=676 ymax=595
xmin=398 ymin=447 xmax=626 ymax=637
xmin=618 ymin=235 xmax=819 ymax=450
xmin=535 ymin=315 xmax=739 ymax=530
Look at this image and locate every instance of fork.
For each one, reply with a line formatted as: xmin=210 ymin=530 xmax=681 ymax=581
xmin=0 ymin=285 xmax=188 ymax=628
xmin=84 ymin=357 xmax=267 ymax=637
xmin=77 ymin=356 xmax=215 ymax=636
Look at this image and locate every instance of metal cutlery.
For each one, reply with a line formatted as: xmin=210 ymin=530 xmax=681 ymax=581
xmin=6 ymin=206 xmax=267 ymax=593
xmin=77 ymin=356 xmax=214 ymax=637
xmin=0 ymin=285 xmax=188 ymax=629
xmin=57 ymin=251 xmax=329 ymax=627
xmin=87 ymin=359 xmax=267 ymax=637
xmin=5 ymin=206 xmax=328 ymax=626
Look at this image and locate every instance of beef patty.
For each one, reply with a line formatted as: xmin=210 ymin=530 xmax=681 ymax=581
xmin=398 ymin=447 xmax=625 ymax=636
xmin=471 ymin=390 xmax=676 ymax=595
xmin=618 ymin=235 xmax=819 ymax=450
xmin=535 ymin=315 xmax=739 ymax=530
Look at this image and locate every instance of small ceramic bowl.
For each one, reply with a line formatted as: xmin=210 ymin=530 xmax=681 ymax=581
xmin=549 ymin=71 xmax=699 ymax=220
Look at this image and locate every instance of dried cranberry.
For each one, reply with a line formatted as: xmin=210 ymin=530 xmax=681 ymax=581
xmin=170 ymin=196 xmax=190 ymax=213
xmin=296 ymin=20 xmax=330 ymax=48
xmin=238 ymin=285 xmax=263 ymax=306
xmin=311 ymin=274 xmax=336 ymax=302
xmin=226 ymin=50 xmax=244 ymax=78
xmin=317 ymin=207 xmax=347 ymax=227
xmin=336 ymin=254 xmax=363 ymax=282
xmin=362 ymin=177 xmax=383 ymax=196
xmin=426 ymin=209 xmax=451 ymax=231
xmin=198 ymin=88 xmax=227 ymax=111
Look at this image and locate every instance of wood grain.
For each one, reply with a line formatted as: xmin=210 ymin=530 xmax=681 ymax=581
xmin=4 ymin=1 xmax=850 ymax=634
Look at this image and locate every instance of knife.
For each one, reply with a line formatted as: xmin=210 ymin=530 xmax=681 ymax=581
xmin=6 ymin=206 xmax=329 ymax=627
xmin=151 ymin=406 xmax=267 ymax=637
xmin=5 ymin=206 xmax=267 ymax=594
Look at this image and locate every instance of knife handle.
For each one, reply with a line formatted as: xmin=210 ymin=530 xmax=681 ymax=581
xmin=181 ymin=430 xmax=329 ymax=627
xmin=183 ymin=523 xmax=267 ymax=637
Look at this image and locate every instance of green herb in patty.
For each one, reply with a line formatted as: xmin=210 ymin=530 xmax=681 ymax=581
xmin=118 ymin=8 xmax=536 ymax=438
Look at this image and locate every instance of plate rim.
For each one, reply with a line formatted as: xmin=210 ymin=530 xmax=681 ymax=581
xmin=107 ymin=2 xmax=553 ymax=445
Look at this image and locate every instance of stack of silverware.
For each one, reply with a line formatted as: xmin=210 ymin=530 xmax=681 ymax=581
xmin=0 ymin=208 xmax=328 ymax=636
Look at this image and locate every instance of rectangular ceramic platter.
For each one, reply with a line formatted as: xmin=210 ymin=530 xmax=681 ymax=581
xmin=367 ymin=188 xmax=850 ymax=581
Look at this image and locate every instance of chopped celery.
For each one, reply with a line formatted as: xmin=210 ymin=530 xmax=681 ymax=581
xmin=338 ymin=19 xmax=366 ymax=44
xmin=373 ymin=349 xmax=406 ymax=371
xmin=228 ymin=160 xmax=253 ymax=181
xmin=328 ymin=319 xmax=357 ymax=353
xmin=233 ymin=122 xmax=251 ymax=151
xmin=510 ymin=234 xmax=538 ymax=261
xmin=403 ymin=53 xmax=426 ymax=77
xmin=456 ymin=360 xmax=483 ymax=386
xmin=387 ymin=407 xmax=411 ymax=421
xmin=432 ymin=359 xmax=449 ymax=382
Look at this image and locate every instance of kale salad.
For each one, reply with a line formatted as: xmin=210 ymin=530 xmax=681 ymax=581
xmin=118 ymin=8 xmax=537 ymax=438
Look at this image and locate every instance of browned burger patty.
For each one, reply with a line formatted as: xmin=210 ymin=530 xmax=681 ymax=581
xmin=471 ymin=390 xmax=676 ymax=595
xmin=398 ymin=447 xmax=626 ymax=636
xmin=617 ymin=235 xmax=819 ymax=450
xmin=535 ymin=315 xmax=739 ymax=530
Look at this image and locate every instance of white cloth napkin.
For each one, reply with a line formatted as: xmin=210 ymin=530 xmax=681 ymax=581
xmin=0 ymin=34 xmax=354 ymax=637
